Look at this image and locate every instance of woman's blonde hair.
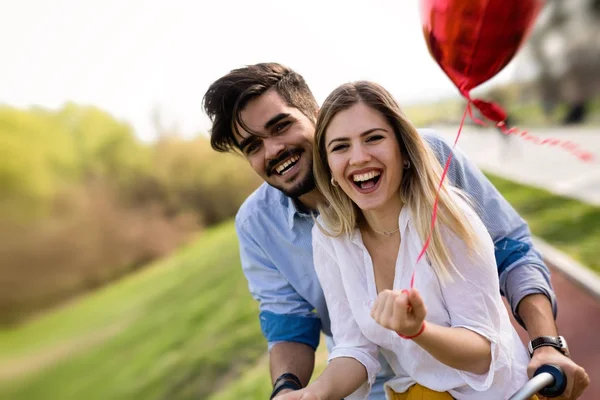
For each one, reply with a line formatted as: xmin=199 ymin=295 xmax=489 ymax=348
xmin=313 ymin=81 xmax=482 ymax=282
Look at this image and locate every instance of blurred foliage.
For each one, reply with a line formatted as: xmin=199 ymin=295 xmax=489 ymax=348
xmin=403 ymin=83 xmax=600 ymax=128
xmin=149 ymin=136 xmax=261 ymax=226
xmin=0 ymin=104 xmax=148 ymax=219
xmin=0 ymin=103 xmax=261 ymax=324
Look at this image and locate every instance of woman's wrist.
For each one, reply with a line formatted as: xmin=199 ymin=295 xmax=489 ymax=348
xmin=397 ymin=321 xmax=426 ymax=339
xmin=308 ymin=379 xmax=332 ymax=400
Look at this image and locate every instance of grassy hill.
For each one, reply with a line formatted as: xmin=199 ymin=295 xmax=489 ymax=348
xmin=0 ymin=221 xmax=266 ymax=400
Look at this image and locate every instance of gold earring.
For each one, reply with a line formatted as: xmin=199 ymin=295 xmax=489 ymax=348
xmin=331 ymin=177 xmax=339 ymax=187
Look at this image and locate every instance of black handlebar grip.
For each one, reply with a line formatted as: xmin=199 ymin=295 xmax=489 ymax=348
xmin=534 ymin=364 xmax=567 ymax=397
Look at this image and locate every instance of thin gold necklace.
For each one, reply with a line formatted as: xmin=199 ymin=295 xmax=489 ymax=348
xmin=371 ymin=226 xmax=400 ymax=237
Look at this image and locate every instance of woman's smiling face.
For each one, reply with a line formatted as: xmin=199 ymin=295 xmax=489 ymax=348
xmin=325 ymin=102 xmax=405 ymax=211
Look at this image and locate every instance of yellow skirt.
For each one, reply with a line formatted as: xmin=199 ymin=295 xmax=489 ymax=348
xmin=386 ymin=383 xmax=539 ymax=400
xmin=386 ymin=384 xmax=453 ymax=400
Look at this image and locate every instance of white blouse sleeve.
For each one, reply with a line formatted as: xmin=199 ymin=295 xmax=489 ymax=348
xmin=312 ymin=226 xmax=381 ymax=397
xmin=437 ymin=199 xmax=509 ymax=391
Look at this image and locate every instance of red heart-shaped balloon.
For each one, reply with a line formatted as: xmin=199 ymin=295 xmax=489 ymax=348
xmin=410 ymin=0 xmax=592 ymax=300
xmin=420 ymin=0 xmax=544 ymax=100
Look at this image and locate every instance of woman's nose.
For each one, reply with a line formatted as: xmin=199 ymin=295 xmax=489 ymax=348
xmin=349 ymin=144 xmax=371 ymax=165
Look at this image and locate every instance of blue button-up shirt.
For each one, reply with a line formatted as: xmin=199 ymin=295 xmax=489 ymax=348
xmin=235 ymin=129 xmax=556 ymax=351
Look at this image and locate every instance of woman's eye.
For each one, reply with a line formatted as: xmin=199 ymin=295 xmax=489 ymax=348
xmin=331 ymin=144 xmax=347 ymax=152
xmin=367 ymin=135 xmax=384 ymax=142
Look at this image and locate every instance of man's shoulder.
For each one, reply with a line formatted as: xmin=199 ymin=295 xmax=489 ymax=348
xmin=417 ymin=128 xmax=449 ymax=149
xmin=235 ymin=183 xmax=286 ymax=229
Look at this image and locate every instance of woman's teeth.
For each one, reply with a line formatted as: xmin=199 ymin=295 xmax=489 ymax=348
xmin=352 ymin=170 xmax=381 ymax=190
xmin=276 ymin=155 xmax=300 ymax=175
xmin=352 ymin=171 xmax=381 ymax=182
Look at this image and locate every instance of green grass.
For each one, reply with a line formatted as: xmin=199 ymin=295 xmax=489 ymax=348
xmin=0 ymin=221 xmax=266 ymax=400
xmin=207 ymin=337 xmax=330 ymax=400
xmin=485 ymin=173 xmax=600 ymax=274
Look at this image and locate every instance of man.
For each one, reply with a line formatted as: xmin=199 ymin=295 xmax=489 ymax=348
xmin=203 ymin=63 xmax=589 ymax=399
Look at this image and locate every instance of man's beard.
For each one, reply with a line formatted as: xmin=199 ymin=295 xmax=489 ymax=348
xmin=277 ymin=168 xmax=316 ymax=198
xmin=266 ymin=148 xmax=316 ymax=198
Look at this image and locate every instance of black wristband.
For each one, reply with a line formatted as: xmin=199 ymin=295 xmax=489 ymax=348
xmin=270 ymin=380 xmax=301 ymax=399
xmin=273 ymin=372 xmax=302 ymax=388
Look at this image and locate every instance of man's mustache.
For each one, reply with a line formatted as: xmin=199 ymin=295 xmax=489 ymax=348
xmin=266 ymin=148 xmax=304 ymax=177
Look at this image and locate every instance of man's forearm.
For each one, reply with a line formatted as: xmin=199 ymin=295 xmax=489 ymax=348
xmin=517 ymin=293 xmax=558 ymax=340
xmin=270 ymin=341 xmax=316 ymax=387
xmin=520 ymin=294 xmax=591 ymax=398
xmin=503 ymin=259 xmax=557 ymax=328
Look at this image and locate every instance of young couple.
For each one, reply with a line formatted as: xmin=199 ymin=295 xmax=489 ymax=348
xmin=203 ymin=63 xmax=589 ymax=399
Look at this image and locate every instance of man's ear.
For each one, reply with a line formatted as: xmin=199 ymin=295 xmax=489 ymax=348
xmin=313 ymin=107 xmax=320 ymax=123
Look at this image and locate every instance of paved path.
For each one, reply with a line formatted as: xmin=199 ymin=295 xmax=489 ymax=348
xmin=437 ymin=124 xmax=600 ymax=397
xmin=508 ymin=263 xmax=600 ymax=399
xmin=431 ymin=125 xmax=600 ymax=205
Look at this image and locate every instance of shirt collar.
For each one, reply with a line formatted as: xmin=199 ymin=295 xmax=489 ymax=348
xmin=284 ymin=195 xmax=316 ymax=229
xmin=286 ymin=196 xmax=298 ymax=229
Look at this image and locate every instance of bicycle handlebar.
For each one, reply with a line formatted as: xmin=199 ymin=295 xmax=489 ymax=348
xmin=509 ymin=364 xmax=567 ymax=400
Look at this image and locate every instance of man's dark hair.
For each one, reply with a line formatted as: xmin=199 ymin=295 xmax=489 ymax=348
xmin=202 ymin=63 xmax=319 ymax=153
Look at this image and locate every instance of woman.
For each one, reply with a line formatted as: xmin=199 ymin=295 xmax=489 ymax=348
xmin=278 ymin=81 xmax=532 ymax=400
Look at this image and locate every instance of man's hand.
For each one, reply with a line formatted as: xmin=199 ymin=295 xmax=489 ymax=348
xmin=275 ymin=388 xmax=321 ymax=400
xmin=370 ymin=288 xmax=427 ymax=337
xmin=528 ymin=347 xmax=590 ymax=399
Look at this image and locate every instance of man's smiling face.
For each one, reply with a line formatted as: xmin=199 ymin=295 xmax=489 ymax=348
xmin=235 ymin=89 xmax=317 ymax=198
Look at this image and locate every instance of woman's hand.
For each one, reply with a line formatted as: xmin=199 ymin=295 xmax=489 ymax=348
xmin=370 ymin=288 xmax=427 ymax=337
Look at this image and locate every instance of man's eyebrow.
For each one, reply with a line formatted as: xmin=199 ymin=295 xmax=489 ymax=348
xmin=327 ymin=128 xmax=387 ymax=148
xmin=264 ymin=113 xmax=290 ymax=130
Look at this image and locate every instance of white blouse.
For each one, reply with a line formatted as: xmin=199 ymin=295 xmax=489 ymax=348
xmin=312 ymin=199 xmax=531 ymax=400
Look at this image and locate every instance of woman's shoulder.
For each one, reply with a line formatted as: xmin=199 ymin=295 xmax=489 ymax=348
xmin=312 ymin=215 xmax=359 ymax=255
xmin=311 ymin=215 xmax=336 ymax=252
xmin=311 ymin=214 xmax=328 ymax=241
xmin=312 ymin=214 xmax=351 ymax=241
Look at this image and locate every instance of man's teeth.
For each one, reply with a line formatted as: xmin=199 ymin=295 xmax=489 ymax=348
xmin=275 ymin=155 xmax=300 ymax=175
xmin=352 ymin=171 xmax=381 ymax=182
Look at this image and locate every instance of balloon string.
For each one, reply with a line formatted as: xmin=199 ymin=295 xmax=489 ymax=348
xmin=410 ymin=97 xmax=596 ymax=290
xmin=410 ymin=103 xmax=470 ymax=289
xmin=466 ymin=94 xmax=595 ymax=163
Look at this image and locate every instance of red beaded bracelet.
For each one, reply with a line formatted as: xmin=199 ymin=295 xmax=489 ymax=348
xmin=397 ymin=321 xmax=426 ymax=339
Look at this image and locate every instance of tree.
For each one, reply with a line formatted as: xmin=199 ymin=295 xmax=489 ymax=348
xmin=525 ymin=0 xmax=600 ymax=123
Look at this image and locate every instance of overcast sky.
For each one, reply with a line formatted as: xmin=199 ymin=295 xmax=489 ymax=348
xmin=0 ymin=0 xmax=528 ymax=141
